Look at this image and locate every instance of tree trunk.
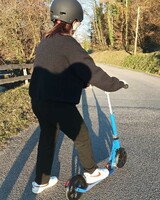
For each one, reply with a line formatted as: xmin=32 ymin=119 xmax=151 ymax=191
xmin=125 ymin=0 xmax=129 ymax=50
xmin=107 ymin=3 xmax=114 ymax=47
xmin=134 ymin=6 xmax=140 ymax=55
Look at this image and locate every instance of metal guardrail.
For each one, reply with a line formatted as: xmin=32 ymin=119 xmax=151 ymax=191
xmin=0 ymin=64 xmax=33 ymax=85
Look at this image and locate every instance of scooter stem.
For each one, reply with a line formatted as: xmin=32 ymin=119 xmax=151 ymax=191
xmin=105 ymin=92 xmax=113 ymax=114
xmin=105 ymin=92 xmax=118 ymax=137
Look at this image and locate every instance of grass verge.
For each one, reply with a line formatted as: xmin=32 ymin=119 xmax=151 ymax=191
xmin=91 ymin=50 xmax=160 ymax=75
xmin=90 ymin=50 xmax=129 ymax=67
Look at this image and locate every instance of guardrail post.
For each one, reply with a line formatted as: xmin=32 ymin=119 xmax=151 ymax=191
xmin=23 ymin=68 xmax=29 ymax=84
xmin=0 ymin=64 xmax=32 ymax=86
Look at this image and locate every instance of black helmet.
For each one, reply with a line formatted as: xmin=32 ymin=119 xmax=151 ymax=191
xmin=50 ymin=0 xmax=83 ymax=23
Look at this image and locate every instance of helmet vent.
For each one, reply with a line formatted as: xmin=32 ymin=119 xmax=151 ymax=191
xmin=60 ymin=12 xmax=66 ymax=15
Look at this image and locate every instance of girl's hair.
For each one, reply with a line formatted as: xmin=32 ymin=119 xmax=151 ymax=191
xmin=45 ymin=21 xmax=72 ymax=38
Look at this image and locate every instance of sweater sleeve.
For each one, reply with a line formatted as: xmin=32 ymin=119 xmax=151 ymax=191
xmin=66 ymin=38 xmax=125 ymax=92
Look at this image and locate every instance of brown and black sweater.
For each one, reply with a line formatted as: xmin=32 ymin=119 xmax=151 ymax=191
xmin=29 ymin=34 xmax=124 ymax=104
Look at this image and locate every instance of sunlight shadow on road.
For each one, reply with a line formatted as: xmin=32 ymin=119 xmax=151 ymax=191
xmin=91 ymin=88 xmax=113 ymax=163
xmin=20 ymin=129 xmax=64 ymax=200
xmin=82 ymin=89 xmax=113 ymax=163
xmin=20 ymin=168 xmax=36 ymax=200
xmin=0 ymin=127 xmax=39 ymax=200
xmin=71 ymin=89 xmax=113 ymax=176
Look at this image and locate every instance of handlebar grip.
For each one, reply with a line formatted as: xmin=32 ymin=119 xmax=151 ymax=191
xmin=123 ymin=83 xmax=129 ymax=89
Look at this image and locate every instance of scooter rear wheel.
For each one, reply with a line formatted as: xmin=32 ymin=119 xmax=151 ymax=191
xmin=65 ymin=175 xmax=87 ymax=200
xmin=116 ymin=147 xmax=127 ymax=168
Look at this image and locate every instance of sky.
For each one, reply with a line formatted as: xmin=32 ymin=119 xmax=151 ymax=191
xmin=75 ymin=0 xmax=95 ymax=41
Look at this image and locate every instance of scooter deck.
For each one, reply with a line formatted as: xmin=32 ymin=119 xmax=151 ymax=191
xmin=75 ymin=180 xmax=101 ymax=193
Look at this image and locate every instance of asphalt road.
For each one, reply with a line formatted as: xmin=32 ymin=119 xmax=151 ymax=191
xmin=0 ymin=64 xmax=160 ymax=200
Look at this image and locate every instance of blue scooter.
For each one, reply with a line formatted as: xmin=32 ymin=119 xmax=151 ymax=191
xmin=65 ymin=86 xmax=128 ymax=200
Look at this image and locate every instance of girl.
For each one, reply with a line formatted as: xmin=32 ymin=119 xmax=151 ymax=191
xmin=29 ymin=0 xmax=128 ymax=194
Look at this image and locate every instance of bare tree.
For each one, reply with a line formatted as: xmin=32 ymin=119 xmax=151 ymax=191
xmin=0 ymin=0 xmax=50 ymax=63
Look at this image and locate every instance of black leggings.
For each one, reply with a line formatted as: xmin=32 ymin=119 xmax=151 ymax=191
xmin=32 ymin=102 xmax=97 ymax=184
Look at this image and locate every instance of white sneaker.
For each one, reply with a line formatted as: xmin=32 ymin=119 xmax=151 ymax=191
xmin=32 ymin=176 xmax=58 ymax=194
xmin=84 ymin=168 xmax=109 ymax=184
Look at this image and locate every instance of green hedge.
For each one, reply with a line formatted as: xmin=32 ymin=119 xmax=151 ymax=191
xmin=123 ymin=52 xmax=160 ymax=75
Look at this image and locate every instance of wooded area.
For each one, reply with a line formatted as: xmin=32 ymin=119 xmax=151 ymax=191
xmin=92 ymin=0 xmax=160 ymax=53
xmin=0 ymin=0 xmax=160 ymax=64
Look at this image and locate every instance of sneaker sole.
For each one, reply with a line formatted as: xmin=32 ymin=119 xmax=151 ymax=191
xmin=32 ymin=177 xmax=58 ymax=194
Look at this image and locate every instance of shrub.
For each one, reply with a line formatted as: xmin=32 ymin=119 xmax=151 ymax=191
xmin=0 ymin=85 xmax=37 ymax=146
xmin=123 ymin=52 xmax=160 ymax=75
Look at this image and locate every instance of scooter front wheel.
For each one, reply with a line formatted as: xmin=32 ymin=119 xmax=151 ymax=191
xmin=116 ymin=147 xmax=127 ymax=168
xmin=65 ymin=175 xmax=87 ymax=200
